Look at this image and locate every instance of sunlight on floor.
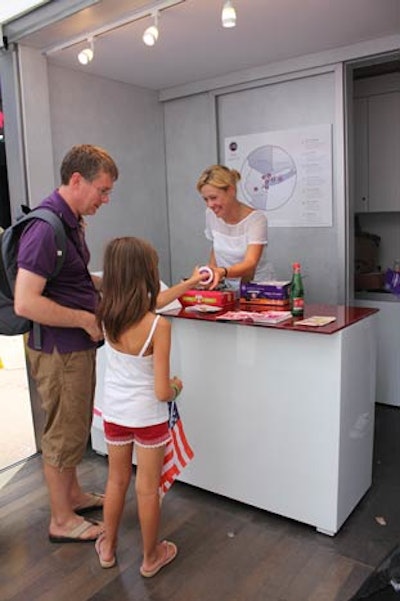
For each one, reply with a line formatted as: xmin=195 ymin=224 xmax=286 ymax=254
xmin=0 ymin=335 xmax=36 ymax=471
xmin=0 ymin=462 xmax=26 ymax=490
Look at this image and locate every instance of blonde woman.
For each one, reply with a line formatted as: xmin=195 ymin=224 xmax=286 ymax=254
xmin=196 ymin=164 xmax=274 ymax=289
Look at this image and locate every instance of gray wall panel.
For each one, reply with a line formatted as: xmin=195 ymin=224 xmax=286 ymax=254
xmin=164 ymin=93 xmax=217 ymax=283
xmin=217 ymin=72 xmax=340 ymax=303
xmin=19 ymin=45 xmax=55 ymax=204
xmin=164 ymin=69 xmax=345 ymax=304
xmin=48 ymin=64 xmax=170 ymax=278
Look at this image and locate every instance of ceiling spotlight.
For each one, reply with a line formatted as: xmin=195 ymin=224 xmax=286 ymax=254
xmin=221 ymin=0 xmax=237 ymax=28
xmin=78 ymin=38 xmax=94 ymax=65
xmin=142 ymin=11 xmax=159 ymax=46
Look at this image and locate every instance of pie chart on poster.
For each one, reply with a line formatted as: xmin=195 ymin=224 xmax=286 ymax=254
xmin=241 ymin=144 xmax=297 ymax=211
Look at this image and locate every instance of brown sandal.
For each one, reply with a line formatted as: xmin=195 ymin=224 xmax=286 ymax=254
xmin=49 ymin=519 xmax=103 ymax=543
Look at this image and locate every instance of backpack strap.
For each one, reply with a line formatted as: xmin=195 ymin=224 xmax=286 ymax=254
xmin=21 ymin=208 xmax=67 ymax=279
xmin=19 ymin=208 xmax=67 ymax=350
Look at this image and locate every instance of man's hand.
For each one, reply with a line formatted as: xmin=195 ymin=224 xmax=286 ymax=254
xmin=81 ymin=312 xmax=104 ymax=342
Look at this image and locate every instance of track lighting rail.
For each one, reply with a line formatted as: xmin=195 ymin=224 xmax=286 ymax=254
xmin=43 ymin=0 xmax=185 ymax=56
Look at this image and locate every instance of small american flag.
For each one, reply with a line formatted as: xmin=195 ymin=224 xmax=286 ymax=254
xmin=159 ymin=401 xmax=194 ymax=497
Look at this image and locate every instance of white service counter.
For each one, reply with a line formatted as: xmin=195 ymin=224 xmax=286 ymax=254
xmin=91 ymin=304 xmax=378 ymax=536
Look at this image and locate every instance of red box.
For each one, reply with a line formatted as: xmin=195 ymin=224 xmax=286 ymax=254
xmin=179 ymin=289 xmax=236 ymax=308
xmin=240 ymin=297 xmax=290 ymax=308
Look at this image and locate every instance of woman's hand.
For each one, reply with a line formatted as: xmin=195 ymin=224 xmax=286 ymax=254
xmin=209 ymin=267 xmax=227 ymax=290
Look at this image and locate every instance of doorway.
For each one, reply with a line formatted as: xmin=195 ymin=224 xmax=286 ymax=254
xmin=0 ymin=97 xmax=11 ymax=230
xmin=345 ymin=51 xmax=400 ymax=299
xmin=346 ymin=50 xmax=400 ymax=407
xmin=0 ymin=335 xmax=36 ymax=471
xmin=0 ymin=88 xmax=37 ymax=472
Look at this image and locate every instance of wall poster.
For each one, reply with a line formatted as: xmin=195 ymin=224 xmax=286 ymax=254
xmin=225 ymin=124 xmax=333 ymax=227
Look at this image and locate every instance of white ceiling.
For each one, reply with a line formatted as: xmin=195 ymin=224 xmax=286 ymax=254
xmin=0 ymin=0 xmax=48 ymax=24
xmin=14 ymin=0 xmax=400 ymax=91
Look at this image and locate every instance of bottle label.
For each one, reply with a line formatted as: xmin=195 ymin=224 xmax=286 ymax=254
xmin=291 ymin=297 xmax=304 ymax=316
xmin=292 ymin=298 xmax=304 ymax=309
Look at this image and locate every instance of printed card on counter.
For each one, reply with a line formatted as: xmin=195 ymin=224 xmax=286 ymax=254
xmin=184 ymin=304 xmax=223 ymax=313
xmin=216 ymin=310 xmax=292 ymax=324
xmin=294 ymin=315 xmax=336 ymax=327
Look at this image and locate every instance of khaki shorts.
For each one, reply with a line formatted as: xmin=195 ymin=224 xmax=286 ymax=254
xmin=26 ymin=347 xmax=96 ymax=469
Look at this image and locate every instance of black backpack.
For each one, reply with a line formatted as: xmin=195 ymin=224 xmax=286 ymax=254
xmin=0 ymin=206 xmax=66 ymax=348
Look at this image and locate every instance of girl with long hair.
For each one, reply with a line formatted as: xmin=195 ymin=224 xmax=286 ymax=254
xmin=95 ymin=236 xmax=181 ymax=576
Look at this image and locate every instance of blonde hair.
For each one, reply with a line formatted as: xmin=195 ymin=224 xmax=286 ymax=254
xmin=196 ymin=164 xmax=241 ymax=193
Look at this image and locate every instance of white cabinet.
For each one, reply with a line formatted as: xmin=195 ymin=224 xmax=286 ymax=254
xmin=354 ymin=89 xmax=400 ymax=213
xmin=355 ymin=298 xmax=400 ymax=406
xmin=368 ymin=92 xmax=400 ymax=212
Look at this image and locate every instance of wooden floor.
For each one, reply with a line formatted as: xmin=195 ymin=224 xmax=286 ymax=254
xmin=2 ymin=404 xmax=400 ymax=601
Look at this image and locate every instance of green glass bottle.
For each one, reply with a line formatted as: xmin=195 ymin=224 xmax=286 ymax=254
xmin=290 ymin=262 xmax=304 ymax=317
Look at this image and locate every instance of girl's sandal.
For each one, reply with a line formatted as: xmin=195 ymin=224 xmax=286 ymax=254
xmin=140 ymin=540 xmax=178 ymax=578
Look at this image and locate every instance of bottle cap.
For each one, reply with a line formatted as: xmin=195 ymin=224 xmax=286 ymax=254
xmin=292 ymin=262 xmax=301 ymax=269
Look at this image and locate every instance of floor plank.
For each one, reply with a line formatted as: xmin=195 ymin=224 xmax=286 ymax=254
xmin=1 ymin=404 xmax=400 ymax=601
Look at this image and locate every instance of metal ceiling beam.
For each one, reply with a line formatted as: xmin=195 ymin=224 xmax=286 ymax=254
xmin=2 ymin=0 xmax=100 ymax=44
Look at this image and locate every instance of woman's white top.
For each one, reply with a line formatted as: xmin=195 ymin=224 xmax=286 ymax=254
xmin=102 ymin=315 xmax=168 ymax=428
xmin=205 ymin=207 xmax=275 ymax=287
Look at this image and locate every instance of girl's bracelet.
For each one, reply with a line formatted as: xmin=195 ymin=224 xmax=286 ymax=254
xmin=171 ymin=382 xmax=181 ymax=400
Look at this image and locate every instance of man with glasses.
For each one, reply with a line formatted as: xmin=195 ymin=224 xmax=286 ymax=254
xmin=14 ymin=144 xmax=118 ymax=543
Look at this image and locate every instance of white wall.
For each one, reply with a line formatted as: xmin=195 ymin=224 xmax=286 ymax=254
xmin=217 ymin=70 xmax=342 ymax=301
xmin=18 ymin=45 xmax=55 ymax=204
xmin=164 ymin=92 xmax=217 ymax=281
xmin=164 ymin=67 xmax=346 ymax=304
xmin=48 ymin=64 xmax=170 ymax=278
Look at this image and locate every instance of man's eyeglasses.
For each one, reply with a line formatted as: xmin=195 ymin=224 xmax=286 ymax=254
xmin=85 ymin=178 xmax=113 ymax=198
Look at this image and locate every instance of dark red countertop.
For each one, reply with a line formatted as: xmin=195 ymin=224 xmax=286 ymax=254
xmin=160 ymin=302 xmax=379 ymax=335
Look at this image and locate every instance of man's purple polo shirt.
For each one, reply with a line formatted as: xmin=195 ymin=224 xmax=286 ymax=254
xmin=17 ymin=190 xmax=99 ymax=353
